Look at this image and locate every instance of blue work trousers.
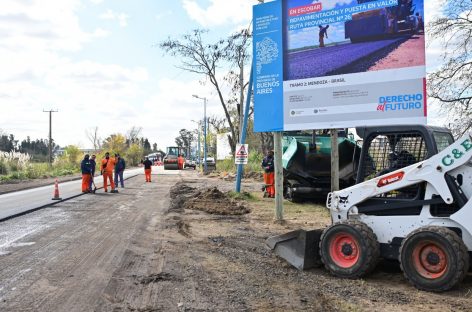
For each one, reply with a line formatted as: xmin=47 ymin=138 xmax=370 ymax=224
xmin=115 ymin=170 xmax=124 ymax=187
xmin=89 ymin=173 xmax=95 ymax=190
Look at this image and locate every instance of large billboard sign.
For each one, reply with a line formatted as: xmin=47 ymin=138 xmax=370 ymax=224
xmin=253 ymin=0 xmax=426 ymax=132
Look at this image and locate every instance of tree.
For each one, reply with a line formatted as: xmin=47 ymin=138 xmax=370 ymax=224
xmin=428 ymin=1 xmax=472 ymax=136
xmin=224 ymin=29 xmax=252 ymax=142
xmin=160 ymin=29 xmax=251 ymax=155
xmin=102 ymin=134 xmax=127 ymax=155
xmin=58 ymin=145 xmax=81 ymax=168
xmin=85 ymin=127 xmax=101 ymax=151
xmin=0 ymin=133 xmax=16 ymax=152
xmin=175 ymin=129 xmax=195 ymax=149
xmin=126 ymin=126 xmax=143 ymax=145
xmin=152 ymin=143 xmax=158 ymax=152
xmin=207 ymin=116 xmax=227 ymax=133
xmin=125 ymin=143 xmax=144 ymax=166
xmin=143 ymin=138 xmax=151 ymax=153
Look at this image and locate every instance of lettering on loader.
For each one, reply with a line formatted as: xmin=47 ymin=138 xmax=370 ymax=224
xmin=442 ymin=138 xmax=472 ymax=166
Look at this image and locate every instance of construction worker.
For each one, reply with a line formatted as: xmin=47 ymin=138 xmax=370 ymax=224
xmin=101 ymin=152 xmax=118 ymax=193
xmin=89 ymin=154 xmax=97 ymax=192
xmin=114 ymin=153 xmax=126 ymax=188
xmin=178 ymin=154 xmax=185 ymax=170
xmin=318 ymin=25 xmax=329 ymax=48
xmin=80 ymin=154 xmax=92 ymax=193
xmin=262 ymin=150 xmax=275 ymax=198
xmin=415 ymin=12 xmax=424 ymax=32
xmin=143 ymin=157 xmax=153 ymax=182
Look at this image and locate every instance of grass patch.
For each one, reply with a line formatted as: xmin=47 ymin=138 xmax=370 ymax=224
xmin=228 ymin=191 xmax=257 ymax=201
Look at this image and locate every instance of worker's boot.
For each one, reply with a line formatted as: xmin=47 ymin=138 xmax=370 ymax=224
xmin=110 ymin=189 xmax=119 ymax=193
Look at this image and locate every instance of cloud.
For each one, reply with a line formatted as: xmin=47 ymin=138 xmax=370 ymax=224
xmin=99 ymin=9 xmax=129 ymax=27
xmin=182 ymin=0 xmax=253 ymax=27
xmin=138 ymin=78 xmax=223 ymax=148
xmin=156 ymin=10 xmax=173 ymax=21
xmin=0 ymin=0 xmax=150 ymax=148
xmin=90 ymin=0 xmax=104 ymax=4
xmin=0 ymin=0 xmax=106 ymax=52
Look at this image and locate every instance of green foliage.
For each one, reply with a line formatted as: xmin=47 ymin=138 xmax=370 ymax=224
xmin=0 ymin=150 xmax=80 ymax=182
xmin=215 ymin=151 xmax=264 ymax=175
xmin=125 ymin=143 xmax=144 ymax=166
xmin=54 ymin=145 xmax=81 ymax=171
xmin=216 ymin=158 xmax=236 ymax=173
xmin=102 ymin=133 xmax=127 ymax=156
xmin=228 ymin=191 xmax=256 ymax=201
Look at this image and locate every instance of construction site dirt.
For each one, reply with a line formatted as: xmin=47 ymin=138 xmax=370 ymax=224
xmin=1 ymin=171 xmax=472 ymax=311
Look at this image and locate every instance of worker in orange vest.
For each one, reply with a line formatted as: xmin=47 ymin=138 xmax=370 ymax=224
xmin=178 ymin=154 xmax=185 ymax=170
xmin=262 ymin=150 xmax=275 ymax=198
xmin=101 ymin=152 xmax=118 ymax=193
xmin=80 ymin=154 xmax=92 ymax=193
xmin=143 ymin=157 xmax=153 ymax=182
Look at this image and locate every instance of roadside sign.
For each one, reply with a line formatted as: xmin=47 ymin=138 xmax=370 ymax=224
xmin=235 ymin=144 xmax=249 ymax=165
xmin=253 ymin=0 xmax=427 ymax=132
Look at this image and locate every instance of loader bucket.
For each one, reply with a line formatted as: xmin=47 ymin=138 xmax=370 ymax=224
xmin=266 ymin=229 xmax=323 ymax=270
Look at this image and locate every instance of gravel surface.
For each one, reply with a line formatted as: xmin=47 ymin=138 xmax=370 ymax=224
xmin=1 ymin=171 xmax=472 ymax=311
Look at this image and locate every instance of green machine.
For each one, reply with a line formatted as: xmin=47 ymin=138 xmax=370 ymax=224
xmin=282 ymin=130 xmax=362 ymax=202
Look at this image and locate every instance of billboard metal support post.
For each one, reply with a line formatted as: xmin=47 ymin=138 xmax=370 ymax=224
xmin=274 ymin=131 xmax=284 ymax=221
xmin=331 ymin=129 xmax=339 ymax=192
xmin=235 ymin=65 xmax=254 ymax=193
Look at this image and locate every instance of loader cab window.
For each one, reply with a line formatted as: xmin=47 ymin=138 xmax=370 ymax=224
xmin=433 ymin=132 xmax=454 ymax=153
xmin=362 ymin=132 xmax=428 ymax=199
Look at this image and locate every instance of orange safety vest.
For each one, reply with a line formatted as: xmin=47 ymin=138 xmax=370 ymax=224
xmin=101 ymin=157 xmax=116 ymax=173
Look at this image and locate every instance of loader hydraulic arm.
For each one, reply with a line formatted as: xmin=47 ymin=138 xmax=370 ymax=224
xmin=327 ymin=132 xmax=472 ymax=214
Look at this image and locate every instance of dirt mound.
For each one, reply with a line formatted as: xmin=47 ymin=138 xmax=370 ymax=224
xmin=169 ymin=182 xmax=197 ymax=212
xmin=184 ymin=187 xmax=250 ymax=215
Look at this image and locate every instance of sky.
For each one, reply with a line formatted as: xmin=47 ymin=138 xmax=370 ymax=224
xmin=0 ymin=0 xmax=445 ymax=150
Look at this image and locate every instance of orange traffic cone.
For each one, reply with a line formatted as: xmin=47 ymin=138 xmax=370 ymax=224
xmin=52 ymin=179 xmax=62 ymax=200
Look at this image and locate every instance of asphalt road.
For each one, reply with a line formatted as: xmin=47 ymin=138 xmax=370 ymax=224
xmin=0 ymin=166 xmax=179 ymax=221
xmin=285 ymin=37 xmax=406 ymax=80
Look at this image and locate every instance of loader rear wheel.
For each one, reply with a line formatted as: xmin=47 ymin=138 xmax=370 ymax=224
xmin=320 ymin=221 xmax=380 ymax=279
xmin=399 ymin=226 xmax=469 ymax=292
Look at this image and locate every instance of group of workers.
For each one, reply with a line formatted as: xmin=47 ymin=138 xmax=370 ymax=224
xmin=80 ymin=149 xmax=275 ymax=196
xmin=80 ymin=152 xmax=127 ymax=194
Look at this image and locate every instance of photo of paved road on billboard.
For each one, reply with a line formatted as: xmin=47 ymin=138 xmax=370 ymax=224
xmin=284 ymin=0 xmax=425 ymax=80
xmin=252 ymin=0 xmax=427 ymax=132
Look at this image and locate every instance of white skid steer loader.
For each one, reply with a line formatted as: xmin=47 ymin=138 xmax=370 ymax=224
xmin=267 ymin=125 xmax=472 ymax=292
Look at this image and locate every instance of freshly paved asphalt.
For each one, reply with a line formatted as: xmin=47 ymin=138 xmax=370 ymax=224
xmin=0 ymin=166 xmax=179 ymax=221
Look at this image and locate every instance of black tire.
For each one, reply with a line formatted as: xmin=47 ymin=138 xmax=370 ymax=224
xmin=320 ymin=220 xmax=380 ymax=279
xmin=286 ymin=187 xmax=302 ymax=203
xmin=399 ymin=226 xmax=469 ymax=292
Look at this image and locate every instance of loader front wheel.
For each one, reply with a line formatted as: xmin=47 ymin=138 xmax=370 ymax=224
xmin=399 ymin=226 xmax=469 ymax=292
xmin=320 ymin=221 xmax=380 ymax=279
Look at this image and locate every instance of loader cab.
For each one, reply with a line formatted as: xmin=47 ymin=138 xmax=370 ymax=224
xmin=355 ymin=125 xmax=454 ymax=215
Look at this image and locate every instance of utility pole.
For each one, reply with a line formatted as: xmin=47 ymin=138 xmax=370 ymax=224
xmin=43 ymin=109 xmax=58 ymax=166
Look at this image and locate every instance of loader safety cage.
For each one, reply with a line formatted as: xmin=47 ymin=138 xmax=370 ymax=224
xmin=354 ymin=126 xmax=454 ymax=216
